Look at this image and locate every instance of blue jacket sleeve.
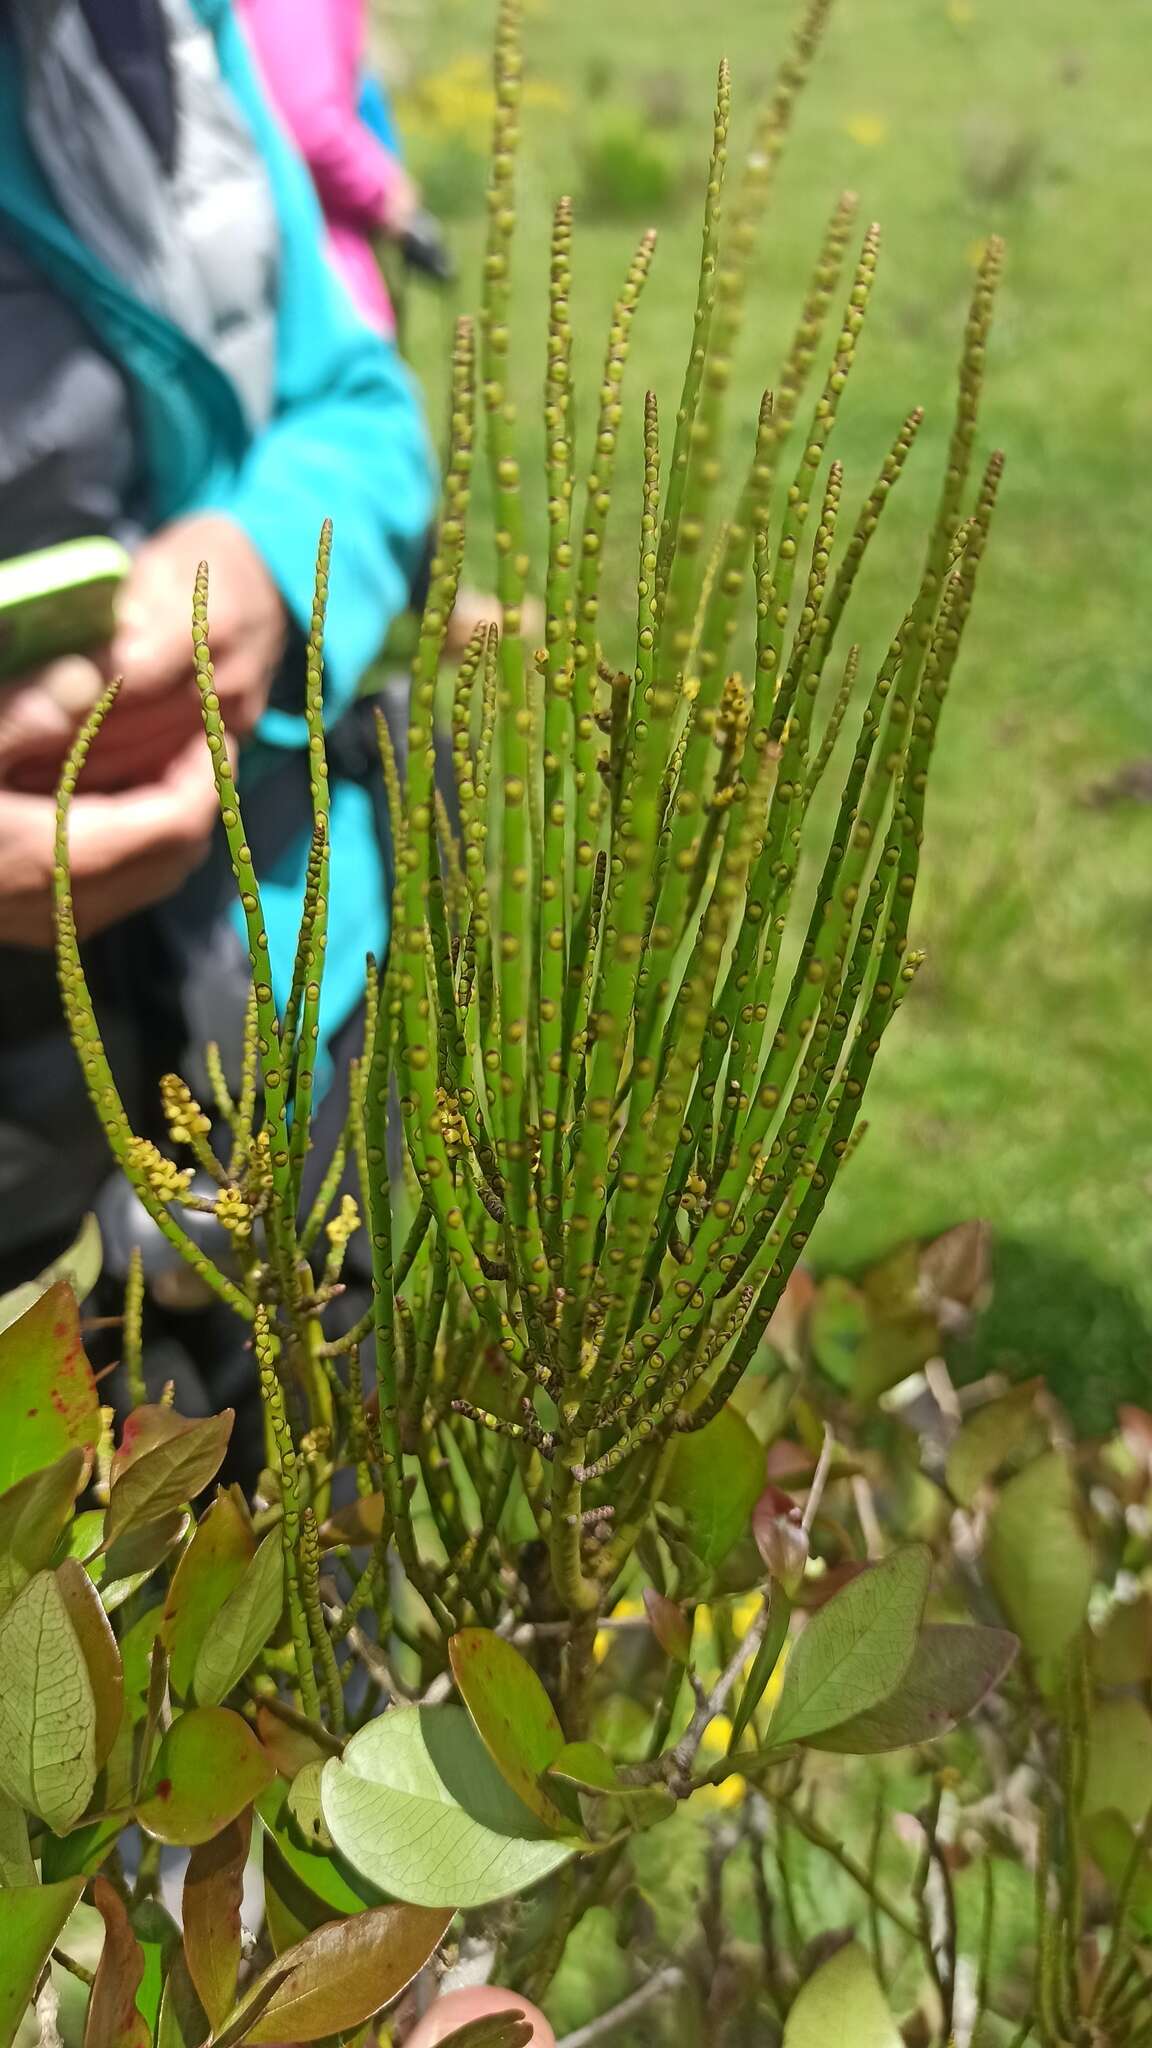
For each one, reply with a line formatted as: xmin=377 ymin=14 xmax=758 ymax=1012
xmin=197 ymin=0 xmax=435 ymax=737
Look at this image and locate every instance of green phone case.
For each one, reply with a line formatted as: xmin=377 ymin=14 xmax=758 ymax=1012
xmin=0 ymin=536 xmax=131 ymax=680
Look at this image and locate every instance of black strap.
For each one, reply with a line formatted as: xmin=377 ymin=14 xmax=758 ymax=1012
xmin=80 ymin=0 xmax=177 ymax=173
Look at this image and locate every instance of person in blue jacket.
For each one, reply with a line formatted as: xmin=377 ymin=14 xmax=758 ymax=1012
xmin=0 ymin=0 xmax=435 ymax=1447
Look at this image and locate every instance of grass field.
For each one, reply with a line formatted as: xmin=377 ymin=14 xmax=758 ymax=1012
xmin=389 ymin=0 xmax=1152 ymax=1413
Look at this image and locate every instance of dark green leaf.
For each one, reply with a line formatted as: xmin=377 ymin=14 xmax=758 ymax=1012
xmin=85 ymin=1876 xmax=150 ymax=2048
xmin=0 ymin=1448 xmax=87 ymax=1616
xmin=661 ymin=1406 xmax=765 ymax=1566
xmin=0 ymin=1284 xmax=100 ymax=1494
xmin=321 ymin=1705 xmax=576 ymax=1907
xmin=183 ymin=1806 xmax=252 ymax=2029
xmin=0 ymin=1877 xmax=85 ymax=2048
xmin=985 ymin=1451 xmax=1093 ymax=1666
xmin=137 ymin=1706 xmax=273 ymax=1846
xmin=766 ymin=1547 xmax=932 ymax=1748
xmin=191 ymin=1528 xmax=283 ymax=1706
xmin=129 ymin=1898 xmax=179 ymax=2039
xmin=155 ymin=1948 xmax=210 ymax=2048
xmin=217 ymin=1902 xmax=452 ymax=2045
xmin=449 ymin=1628 xmax=571 ymax=1832
xmin=0 ymin=1568 xmax=98 ymax=1831
xmin=256 ymin=1777 xmax=384 ymax=1928
xmin=106 ymin=1410 xmax=233 ymax=1546
xmin=783 ymin=1942 xmax=901 ymax=2046
xmin=808 ymin=1624 xmax=1017 ymax=1753
xmin=162 ymin=1490 xmax=254 ymax=1700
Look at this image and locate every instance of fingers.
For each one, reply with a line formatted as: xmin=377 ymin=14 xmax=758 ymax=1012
xmin=0 ymin=658 xmax=105 ymax=776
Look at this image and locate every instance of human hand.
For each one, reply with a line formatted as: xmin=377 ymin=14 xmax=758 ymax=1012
xmin=0 ymin=728 xmax=221 ymax=948
xmin=112 ymin=512 xmax=287 ymax=740
xmin=0 ymin=654 xmax=205 ymax=798
xmin=403 ymin=1986 xmax=555 ymax=2046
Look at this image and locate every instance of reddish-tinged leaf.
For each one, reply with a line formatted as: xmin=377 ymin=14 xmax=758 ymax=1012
xmin=224 ymin=1903 xmax=453 ymax=2045
xmin=137 ymin=1706 xmax=273 ymax=1846
xmin=449 ymin=1629 xmax=571 ymax=1832
xmin=155 ymin=1948 xmax=210 ymax=2048
xmin=808 ymin=1624 xmax=1018 ymax=1753
xmin=642 ymin=1589 xmax=693 ymax=1666
xmin=0 ymin=1284 xmax=99 ymax=1493
xmin=56 ymin=1557 xmax=123 ymax=1768
xmin=764 ymin=1266 xmax=817 ymax=1367
xmin=752 ymin=1489 xmax=810 ymax=1594
xmin=85 ymin=1876 xmax=150 ymax=2048
xmin=106 ymin=1410 xmax=233 ymax=1545
xmin=162 ymin=1490 xmax=254 ymax=1700
xmin=0 ymin=1877 xmax=85 ymax=2048
xmin=183 ymin=1807 xmax=253 ymax=2029
xmin=256 ymin=1703 xmax=330 ymax=1779
xmin=918 ymin=1218 xmax=991 ymax=1319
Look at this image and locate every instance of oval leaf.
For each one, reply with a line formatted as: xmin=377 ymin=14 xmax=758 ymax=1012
xmin=808 ymin=1624 xmax=1018 ymax=1753
xmin=224 ymin=1902 xmax=452 ymax=2045
xmin=783 ymin=1942 xmax=901 ymax=2047
xmin=56 ymin=1557 xmax=124 ymax=1769
xmin=85 ymin=1876 xmax=149 ymax=2048
xmin=766 ymin=1546 xmax=932 ymax=1748
xmin=0 ymin=1447 xmax=88 ymax=1617
xmin=985 ymin=1451 xmax=1093 ymax=1666
xmin=0 ymin=1877 xmax=85 ymax=2048
xmin=322 ymin=1704 xmax=576 ymax=1908
xmin=661 ymin=1406 xmax=765 ymax=1567
xmin=192 ymin=1529 xmax=284 ymax=1706
xmin=0 ymin=1284 xmax=99 ymax=1493
xmin=449 ymin=1629 xmax=571 ymax=1831
xmin=1084 ymin=1699 xmax=1152 ymax=1825
xmin=106 ymin=1410 xmax=233 ymax=1546
xmin=0 ymin=1568 xmax=97 ymax=1831
xmin=183 ymin=1807 xmax=253 ymax=2030
xmin=944 ymin=1382 xmax=1046 ymax=1505
xmin=162 ymin=1490 xmax=254 ymax=1700
xmin=137 ymin=1706 xmax=273 ymax=1846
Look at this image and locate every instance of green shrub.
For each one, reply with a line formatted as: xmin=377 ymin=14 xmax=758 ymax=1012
xmin=579 ymin=116 xmax=687 ymax=221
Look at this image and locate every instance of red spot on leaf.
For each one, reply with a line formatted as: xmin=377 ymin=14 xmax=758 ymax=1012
xmin=156 ymin=1779 xmax=172 ymax=1800
xmin=25 ymin=1408 xmax=38 ymax=1419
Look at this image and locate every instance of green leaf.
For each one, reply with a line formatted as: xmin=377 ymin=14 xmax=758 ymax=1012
xmin=944 ymin=1381 xmax=1047 ymax=1505
xmin=808 ymin=1277 xmax=869 ymax=1393
xmin=0 ymin=1788 xmax=35 ymax=1887
xmin=129 ymin=1898 xmax=179 ymax=2039
xmin=256 ymin=1777 xmax=384 ymax=1930
xmin=808 ymin=1624 xmax=1018 ymax=1753
xmin=183 ymin=1806 xmax=252 ymax=2030
xmin=191 ymin=1529 xmax=284 ymax=1706
xmin=322 ymin=1705 xmax=577 ymax=1907
xmin=137 ymin=1706 xmax=274 ymax=1846
xmin=215 ymin=1902 xmax=452 ymax=2046
xmin=55 ymin=1557 xmax=124 ymax=1770
xmin=1084 ymin=1811 xmax=1152 ymax=1937
xmin=162 ymin=1489 xmax=254 ymax=1700
xmin=783 ymin=1942 xmax=901 ymax=2047
xmin=156 ymin=1949 xmax=210 ymax=2048
xmin=985 ymin=1451 xmax=1093 ymax=1666
xmin=547 ymin=1740 xmax=674 ymax=1838
xmin=811 ymin=1261 xmax=938 ymax=1404
xmin=435 ymin=2020 xmax=536 ymax=2048
xmin=1084 ymin=1699 xmax=1152 ymax=1824
xmin=85 ymin=1876 xmax=150 ymax=2048
xmin=449 ymin=1628 xmax=572 ymax=1832
xmin=285 ymin=1760 xmax=334 ymax=1850
xmin=0 ymin=1448 xmax=87 ymax=1617
xmin=105 ymin=1409 xmax=233 ymax=1547
xmin=0 ymin=1216 xmax=101 ymax=1339
xmin=766 ymin=1547 xmax=932 ymax=1748
xmin=0 ymin=1877 xmax=85 ymax=2048
xmin=661 ymin=1406 xmax=765 ymax=1566
xmin=0 ymin=1568 xmax=98 ymax=1831
xmin=0 ymin=1284 xmax=100 ymax=1494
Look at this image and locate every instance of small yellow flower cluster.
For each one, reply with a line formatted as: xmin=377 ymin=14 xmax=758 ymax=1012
xmin=127 ymin=1136 xmax=192 ymax=1204
xmin=215 ymin=1185 xmax=253 ymax=1240
xmin=326 ymin=1194 xmax=362 ymax=1255
xmin=401 ymin=52 xmax=568 ymax=147
xmin=160 ymin=1073 xmax=212 ymax=1149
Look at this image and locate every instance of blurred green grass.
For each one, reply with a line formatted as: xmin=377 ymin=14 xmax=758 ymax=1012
xmin=392 ymin=0 xmax=1152 ymax=1383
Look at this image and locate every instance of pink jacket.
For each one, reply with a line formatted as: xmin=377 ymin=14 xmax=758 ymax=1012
xmin=236 ymin=0 xmax=400 ymax=334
